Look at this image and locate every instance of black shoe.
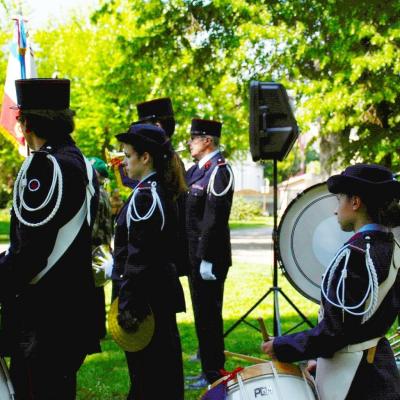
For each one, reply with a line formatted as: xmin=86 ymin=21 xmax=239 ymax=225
xmin=185 ymin=376 xmax=209 ymax=390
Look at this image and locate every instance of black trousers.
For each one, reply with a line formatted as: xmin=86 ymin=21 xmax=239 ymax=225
xmin=93 ymin=286 xmax=107 ymax=340
xmin=188 ymin=270 xmax=226 ymax=383
xmin=125 ymin=309 xmax=184 ymax=400
xmin=9 ymin=349 xmax=86 ymax=400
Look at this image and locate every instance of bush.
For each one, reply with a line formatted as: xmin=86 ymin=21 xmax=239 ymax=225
xmin=230 ymin=196 xmax=263 ymax=220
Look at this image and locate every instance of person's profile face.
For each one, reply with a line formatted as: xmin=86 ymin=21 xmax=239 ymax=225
xmin=122 ymin=143 xmax=149 ymax=180
xmin=335 ymin=193 xmax=355 ymax=232
xmin=187 ymin=135 xmax=209 ymax=160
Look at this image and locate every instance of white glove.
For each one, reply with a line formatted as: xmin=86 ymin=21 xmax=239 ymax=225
xmin=97 ymin=253 xmax=114 ymax=279
xmin=200 ymin=260 xmax=216 ymax=281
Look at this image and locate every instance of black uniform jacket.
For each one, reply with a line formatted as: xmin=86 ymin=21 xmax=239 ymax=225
xmin=0 ymin=138 xmax=100 ymax=358
xmin=274 ymin=230 xmax=400 ymax=399
xmin=112 ymin=173 xmax=185 ymax=315
xmin=185 ymin=152 xmax=233 ymax=277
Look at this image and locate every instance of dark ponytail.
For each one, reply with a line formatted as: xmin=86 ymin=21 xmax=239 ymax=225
xmin=361 ymin=196 xmax=400 ymax=228
xmin=133 ymin=137 xmax=187 ymax=200
xmin=152 ymin=140 xmax=187 ymax=200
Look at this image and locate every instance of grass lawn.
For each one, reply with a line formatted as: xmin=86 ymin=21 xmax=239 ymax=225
xmin=77 ymin=262 xmax=319 ymax=400
xmin=229 ymin=215 xmax=272 ymax=230
xmin=77 ymin=260 xmax=400 ymax=399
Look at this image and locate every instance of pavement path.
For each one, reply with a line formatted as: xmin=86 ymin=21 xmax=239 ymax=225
xmin=230 ymin=226 xmax=273 ymax=265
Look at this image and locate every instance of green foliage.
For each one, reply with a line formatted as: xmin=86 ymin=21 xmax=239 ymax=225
xmin=230 ymin=195 xmax=263 ymax=220
xmin=0 ymin=208 xmax=10 ymax=242
xmin=2 ymin=0 xmax=400 ymax=195
xmin=0 ymin=135 xmax=23 ymax=207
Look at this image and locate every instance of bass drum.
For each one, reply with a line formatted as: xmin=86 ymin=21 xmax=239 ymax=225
xmin=278 ymin=182 xmax=352 ymax=303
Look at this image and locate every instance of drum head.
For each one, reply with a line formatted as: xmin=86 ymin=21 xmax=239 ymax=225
xmin=278 ymin=182 xmax=352 ymax=303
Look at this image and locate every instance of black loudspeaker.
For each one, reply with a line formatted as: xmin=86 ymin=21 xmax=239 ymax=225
xmin=249 ymin=81 xmax=299 ymax=162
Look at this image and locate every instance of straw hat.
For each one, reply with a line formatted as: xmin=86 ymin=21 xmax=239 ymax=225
xmin=108 ymin=298 xmax=155 ymax=352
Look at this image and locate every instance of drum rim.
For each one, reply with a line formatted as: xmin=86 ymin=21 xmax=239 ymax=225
xmin=277 ymin=182 xmax=329 ymax=303
xmin=208 ymin=361 xmax=305 ymax=390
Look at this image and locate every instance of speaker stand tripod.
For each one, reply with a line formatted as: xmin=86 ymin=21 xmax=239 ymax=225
xmin=224 ymin=159 xmax=314 ymax=338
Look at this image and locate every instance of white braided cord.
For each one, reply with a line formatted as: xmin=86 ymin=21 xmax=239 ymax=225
xmin=126 ymin=180 xmax=165 ymax=232
xmin=207 ymin=163 xmax=234 ymax=197
xmin=321 ymin=239 xmax=379 ymax=322
xmin=13 ymin=154 xmax=63 ymax=227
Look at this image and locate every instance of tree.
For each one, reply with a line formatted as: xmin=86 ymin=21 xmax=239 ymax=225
xmin=91 ymin=0 xmax=400 ymax=172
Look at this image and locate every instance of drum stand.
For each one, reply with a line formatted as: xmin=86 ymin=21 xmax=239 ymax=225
xmin=224 ymin=159 xmax=314 ymax=338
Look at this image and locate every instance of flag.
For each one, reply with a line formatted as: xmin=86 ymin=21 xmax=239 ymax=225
xmin=0 ymin=15 xmax=37 ymax=151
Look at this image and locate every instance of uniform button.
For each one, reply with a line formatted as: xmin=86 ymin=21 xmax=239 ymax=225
xmin=120 ymin=274 xmax=123 ymax=278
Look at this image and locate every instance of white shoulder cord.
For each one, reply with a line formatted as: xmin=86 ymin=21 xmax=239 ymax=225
xmin=13 ymin=153 xmax=63 ymax=227
xmin=126 ymin=180 xmax=165 ymax=232
xmin=207 ymin=163 xmax=234 ymax=197
xmin=320 ymin=238 xmax=379 ymax=323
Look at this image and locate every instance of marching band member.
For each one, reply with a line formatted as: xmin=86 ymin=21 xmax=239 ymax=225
xmin=112 ymin=123 xmax=186 ymax=399
xmin=136 ymin=97 xmax=188 ymax=277
xmin=185 ymin=119 xmax=234 ymax=388
xmin=117 ymin=97 xmax=177 ymax=189
xmin=262 ymin=164 xmax=400 ymax=400
xmin=0 ymin=78 xmax=100 ymax=399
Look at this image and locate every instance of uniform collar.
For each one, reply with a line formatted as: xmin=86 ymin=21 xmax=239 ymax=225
xmin=357 ymin=223 xmax=388 ymax=233
xmin=198 ymin=149 xmax=220 ymax=169
xmin=347 ymin=223 xmax=388 ymax=244
xmin=135 ymin=171 xmax=157 ymax=189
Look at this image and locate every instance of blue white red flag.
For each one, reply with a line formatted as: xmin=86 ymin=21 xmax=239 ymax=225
xmin=0 ymin=15 xmax=37 ymax=150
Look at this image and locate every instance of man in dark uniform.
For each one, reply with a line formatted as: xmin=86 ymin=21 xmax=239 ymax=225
xmin=0 ymin=78 xmax=100 ymax=399
xmin=89 ymin=156 xmax=113 ymax=340
xmin=185 ymin=119 xmax=234 ymax=388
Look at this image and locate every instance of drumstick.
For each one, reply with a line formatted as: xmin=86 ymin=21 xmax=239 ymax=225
xmin=257 ymin=317 xmax=270 ymax=341
xmin=224 ymin=350 xmax=267 ymax=364
xmin=388 ymin=331 xmax=400 ymax=342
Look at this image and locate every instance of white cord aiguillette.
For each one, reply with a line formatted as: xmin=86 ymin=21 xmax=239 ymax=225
xmin=321 ymin=238 xmax=379 ymax=323
xmin=13 ymin=153 xmax=63 ymax=227
xmin=126 ymin=180 xmax=165 ymax=232
xmin=207 ymin=163 xmax=234 ymax=197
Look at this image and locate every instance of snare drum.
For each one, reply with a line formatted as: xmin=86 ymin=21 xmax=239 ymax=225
xmin=205 ymin=361 xmax=318 ymax=400
xmin=0 ymin=358 xmax=15 ymax=399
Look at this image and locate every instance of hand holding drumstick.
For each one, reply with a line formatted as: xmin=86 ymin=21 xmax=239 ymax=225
xmin=258 ymin=317 xmax=276 ymax=359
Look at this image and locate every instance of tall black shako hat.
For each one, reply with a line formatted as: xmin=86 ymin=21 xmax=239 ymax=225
xmin=116 ymin=123 xmax=171 ymax=156
xmin=136 ymin=98 xmax=175 ymax=138
xmin=136 ymin=97 xmax=174 ymax=121
xmin=190 ymin=118 xmax=222 ymax=138
xmin=15 ymin=78 xmax=70 ymax=110
xmin=327 ymin=163 xmax=400 ymax=200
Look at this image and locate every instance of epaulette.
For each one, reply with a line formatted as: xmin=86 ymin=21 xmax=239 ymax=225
xmin=217 ymin=158 xmax=226 ymax=167
xmin=32 ymin=145 xmax=55 ymax=156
